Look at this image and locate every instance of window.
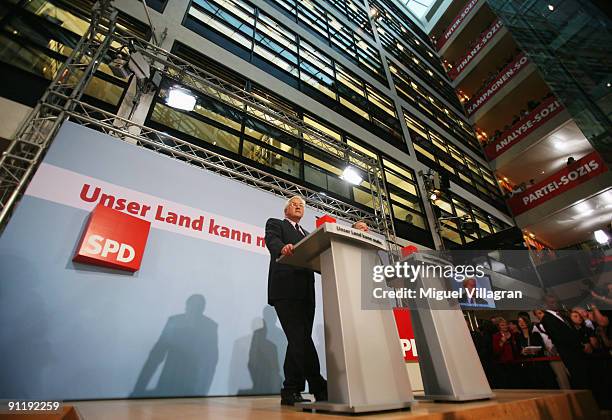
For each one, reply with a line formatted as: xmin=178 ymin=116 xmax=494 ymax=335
xmin=0 ymin=0 xmax=133 ymax=110
xmin=298 ymin=0 xmax=328 ymax=40
xmin=336 ymin=64 xmax=369 ymax=118
xmin=403 ymin=109 xmax=506 ymax=209
xmin=432 ymin=192 xmax=511 ymax=245
xmin=184 ymin=0 xmax=396 ymax=142
xmin=188 ymin=0 xmax=255 ymax=51
xmin=148 ymin=43 xmax=421 ymax=234
xmin=254 ymin=12 xmax=299 ymax=77
xmin=388 ymin=62 xmax=478 ymax=152
xmin=383 ymin=158 xmax=427 ymax=230
xmin=150 ymin=102 xmax=241 ymax=153
xmin=264 ymin=0 xmax=384 ymax=82
xmin=143 ymin=0 xmax=168 ymax=13
xmin=299 ymin=40 xmax=336 ymax=99
xmin=368 ymin=0 xmax=433 ymax=50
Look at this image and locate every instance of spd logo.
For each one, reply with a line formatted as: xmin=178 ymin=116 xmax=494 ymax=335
xmin=73 ymin=204 xmax=151 ymax=272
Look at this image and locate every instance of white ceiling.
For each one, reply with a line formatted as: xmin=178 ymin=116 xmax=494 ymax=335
xmin=402 ymin=0 xmax=436 ymax=18
xmin=498 ymin=120 xmax=595 ymax=185
xmin=523 ymin=188 xmax=612 ymax=248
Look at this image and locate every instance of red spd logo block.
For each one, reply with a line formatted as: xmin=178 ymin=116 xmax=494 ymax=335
xmin=393 ymin=308 xmax=419 ymax=362
xmin=73 ymin=204 xmax=151 ymax=272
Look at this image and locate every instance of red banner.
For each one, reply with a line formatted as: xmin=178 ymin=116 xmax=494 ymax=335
xmin=436 ymin=0 xmax=480 ymax=50
xmin=485 ymin=96 xmax=565 ymax=160
xmin=448 ymin=19 xmax=503 ymax=80
xmin=393 ymin=308 xmax=418 ymax=362
xmin=508 ymin=152 xmax=608 ymax=215
xmin=466 ymin=52 xmax=529 ymax=116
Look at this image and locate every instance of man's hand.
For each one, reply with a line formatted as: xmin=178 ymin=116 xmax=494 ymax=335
xmin=281 ymin=244 xmax=295 ymax=256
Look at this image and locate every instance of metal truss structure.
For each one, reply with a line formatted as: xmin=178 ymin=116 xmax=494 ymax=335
xmin=0 ymin=0 xmax=117 ymax=226
xmin=0 ymin=1 xmax=399 ymax=256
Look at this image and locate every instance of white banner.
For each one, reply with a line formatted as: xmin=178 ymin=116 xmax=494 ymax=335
xmin=25 ymin=163 xmax=269 ymax=254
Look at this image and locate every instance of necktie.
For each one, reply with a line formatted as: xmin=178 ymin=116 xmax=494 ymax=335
xmin=294 ymin=223 xmax=304 ymax=236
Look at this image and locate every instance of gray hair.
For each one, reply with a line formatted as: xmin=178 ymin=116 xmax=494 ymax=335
xmin=284 ymin=195 xmax=306 ymax=212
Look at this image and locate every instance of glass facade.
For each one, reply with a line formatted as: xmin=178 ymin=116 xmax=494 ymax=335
xmin=376 ymin=23 xmax=460 ymax=109
xmin=146 ymin=42 xmax=432 ymax=244
xmin=404 ymin=112 xmax=505 ymax=210
xmin=264 ymin=0 xmax=383 ymax=82
xmin=389 ymin=61 xmax=478 ymax=153
xmin=0 ymin=0 xmax=513 ymax=248
xmin=433 ymin=190 xmax=509 ymax=245
xmin=185 ymin=0 xmax=402 ymax=143
xmin=0 ymin=0 xmax=147 ymax=110
xmin=487 ymin=0 xmax=612 ymax=165
xmin=368 ymin=0 xmax=432 ymax=49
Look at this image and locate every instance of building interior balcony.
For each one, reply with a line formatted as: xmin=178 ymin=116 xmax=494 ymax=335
xmin=435 ymin=4 xmax=496 ymax=66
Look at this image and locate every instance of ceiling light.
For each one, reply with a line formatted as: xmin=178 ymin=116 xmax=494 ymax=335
xmin=575 ymin=201 xmax=590 ymax=213
xmin=341 ymin=166 xmax=363 ymax=185
xmin=548 ymin=4 xmax=554 ymax=11
xmin=607 ymin=82 xmax=611 ymax=88
xmin=429 ymin=192 xmax=438 ymax=201
xmin=553 ymin=140 xmax=566 ymax=150
xmin=594 ymin=229 xmax=609 ymax=244
xmin=165 ymin=86 xmax=197 ymax=111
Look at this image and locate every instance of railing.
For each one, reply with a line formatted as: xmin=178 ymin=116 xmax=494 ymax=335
xmin=434 ymin=0 xmax=481 ymax=51
xmin=484 ymin=96 xmax=565 ymax=160
xmin=507 ymin=151 xmax=608 ymax=215
xmin=448 ymin=19 xmax=504 ymax=80
xmin=465 ymin=52 xmax=529 ymax=117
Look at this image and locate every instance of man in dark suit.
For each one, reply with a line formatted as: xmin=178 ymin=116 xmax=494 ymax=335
xmin=265 ymin=196 xmax=327 ymax=406
xmin=538 ymin=308 xmax=588 ymax=389
xmin=458 ymin=278 xmax=488 ymax=305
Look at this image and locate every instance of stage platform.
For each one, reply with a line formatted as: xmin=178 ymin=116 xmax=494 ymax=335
xmin=67 ymin=389 xmax=604 ymax=420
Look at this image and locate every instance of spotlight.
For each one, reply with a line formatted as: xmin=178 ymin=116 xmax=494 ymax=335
xmin=547 ymin=4 xmax=554 ymax=11
xmin=165 ymin=86 xmax=197 ymax=111
xmin=460 ymin=220 xmax=478 ymax=235
xmin=594 ymin=229 xmax=609 ymax=244
xmin=341 ymin=166 xmax=363 ymax=185
xmin=109 ymin=57 xmax=131 ymax=78
xmin=429 ymin=191 xmax=438 ymax=201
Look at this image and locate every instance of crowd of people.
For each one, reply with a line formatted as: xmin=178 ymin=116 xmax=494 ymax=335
xmin=468 ymin=49 xmax=522 ymax=95
xmin=470 ymin=290 xmax=612 ymax=408
xmin=500 ymin=152 xmax=577 ymax=199
xmin=486 ymin=92 xmax=556 ymax=145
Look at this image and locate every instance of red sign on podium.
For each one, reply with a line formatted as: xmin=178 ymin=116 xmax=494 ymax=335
xmin=73 ymin=204 xmax=151 ymax=272
xmin=393 ymin=308 xmax=418 ymax=362
xmin=316 ymin=214 xmax=337 ymax=228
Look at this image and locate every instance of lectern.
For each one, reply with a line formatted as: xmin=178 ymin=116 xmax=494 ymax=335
xmin=399 ymin=252 xmax=493 ymax=401
xmin=278 ymin=223 xmax=414 ymax=413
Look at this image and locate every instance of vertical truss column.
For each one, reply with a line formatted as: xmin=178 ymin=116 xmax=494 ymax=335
xmin=0 ymin=1 xmax=118 ymax=229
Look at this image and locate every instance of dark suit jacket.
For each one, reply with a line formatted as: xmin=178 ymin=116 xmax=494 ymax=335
xmin=458 ymin=295 xmax=488 ymax=305
xmin=265 ymin=218 xmax=315 ymax=305
xmin=540 ymin=311 xmax=583 ymax=356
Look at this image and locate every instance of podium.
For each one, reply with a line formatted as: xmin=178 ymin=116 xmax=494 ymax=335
xmin=278 ymin=223 xmax=414 ymax=413
xmin=399 ymin=252 xmax=493 ymax=401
